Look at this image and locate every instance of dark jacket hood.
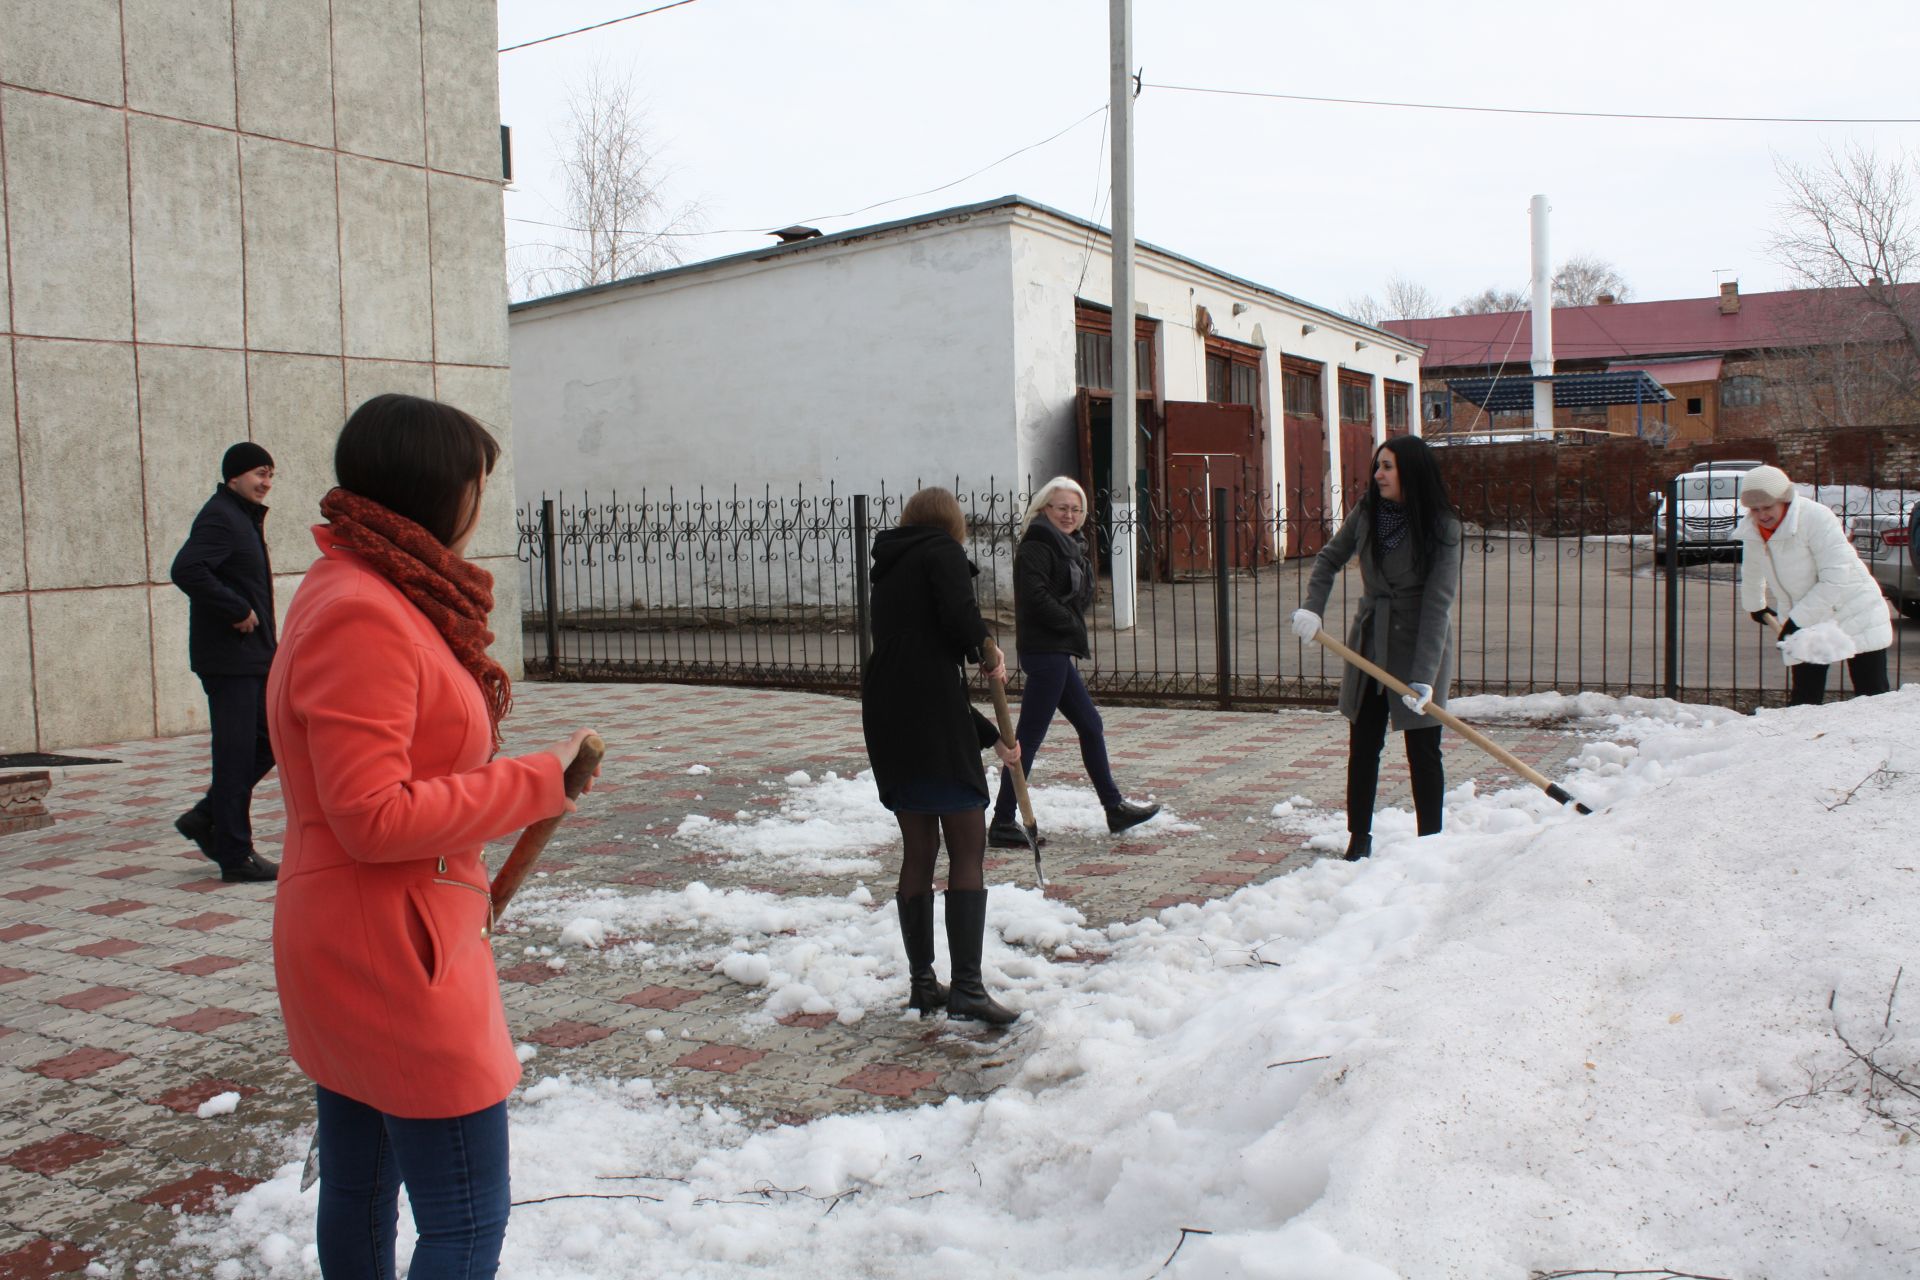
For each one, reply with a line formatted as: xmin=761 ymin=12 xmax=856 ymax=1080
xmin=871 ymin=524 xmax=975 ymax=583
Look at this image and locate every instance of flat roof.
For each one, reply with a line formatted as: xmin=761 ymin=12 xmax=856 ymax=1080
xmin=509 ymin=195 xmax=1413 ymax=346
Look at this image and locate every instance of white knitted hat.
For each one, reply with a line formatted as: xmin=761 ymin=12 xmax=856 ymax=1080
xmin=1738 ymin=464 xmax=1793 ymax=506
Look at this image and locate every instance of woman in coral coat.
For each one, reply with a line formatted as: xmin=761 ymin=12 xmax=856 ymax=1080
xmin=268 ymin=394 xmax=596 ymax=1278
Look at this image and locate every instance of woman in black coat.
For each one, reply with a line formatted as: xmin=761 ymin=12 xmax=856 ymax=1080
xmin=862 ymin=487 xmax=1021 ymax=1025
xmin=987 ymin=476 xmax=1157 ymax=850
xmin=1291 ymin=436 xmax=1462 ymax=862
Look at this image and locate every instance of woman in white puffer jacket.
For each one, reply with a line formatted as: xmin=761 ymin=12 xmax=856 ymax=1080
xmin=1735 ymin=464 xmax=1893 ymax=706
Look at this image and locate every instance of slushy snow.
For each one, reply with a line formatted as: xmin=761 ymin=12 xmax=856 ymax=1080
xmin=172 ymin=690 xmax=1920 ymax=1278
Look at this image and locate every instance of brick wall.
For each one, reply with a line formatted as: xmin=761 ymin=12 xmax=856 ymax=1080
xmin=1435 ymin=423 xmax=1920 ymax=533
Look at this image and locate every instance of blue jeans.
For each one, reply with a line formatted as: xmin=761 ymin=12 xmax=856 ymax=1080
xmin=314 ymin=1086 xmax=510 ymax=1280
xmin=992 ymin=650 xmax=1122 ymax=822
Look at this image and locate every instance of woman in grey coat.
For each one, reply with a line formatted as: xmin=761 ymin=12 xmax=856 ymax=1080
xmin=1291 ymin=436 xmax=1461 ymax=861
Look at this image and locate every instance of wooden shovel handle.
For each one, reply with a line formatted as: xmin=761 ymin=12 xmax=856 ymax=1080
xmin=979 ymin=638 xmax=1037 ymax=830
xmin=489 ymin=733 xmax=604 ymax=922
xmin=1312 ymin=631 xmax=1590 ymax=813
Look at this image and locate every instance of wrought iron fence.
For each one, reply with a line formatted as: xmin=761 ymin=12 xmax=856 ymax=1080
xmin=516 ymin=464 xmax=1917 ymax=711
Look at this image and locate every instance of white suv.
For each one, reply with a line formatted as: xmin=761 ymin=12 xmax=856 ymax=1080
xmin=1651 ymin=460 xmax=1764 ymax=562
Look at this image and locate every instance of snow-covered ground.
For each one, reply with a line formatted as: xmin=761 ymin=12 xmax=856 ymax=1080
xmin=172 ymin=690 xmax=1920 ymax=1278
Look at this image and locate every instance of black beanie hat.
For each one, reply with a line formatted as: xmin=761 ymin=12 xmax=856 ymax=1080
xmin=221 ymin=441 xmax=275 ymax=482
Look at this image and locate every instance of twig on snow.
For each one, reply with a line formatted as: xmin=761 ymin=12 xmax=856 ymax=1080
xmin=1150 ymin=1227 xmax=1214 ymax=1276
xmin=1266 ymin=1055 xmax=1332 ymax=1069
xmin=1529 ymin=1269 xmax=1735 ymax=1280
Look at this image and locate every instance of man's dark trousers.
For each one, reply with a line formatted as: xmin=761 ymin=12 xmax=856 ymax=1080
xmin=184 ymin=675 xmax=274 ymax=866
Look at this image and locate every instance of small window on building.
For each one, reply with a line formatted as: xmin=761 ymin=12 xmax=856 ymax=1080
xmin=1339 ymin=377 xmax=1373 ymax=424
xmin=1686 ymin=396 xmax=1703 ymax=416
xmin=1074 ymin=301 xmax=1158 ymax=397
xmin=1283 ymin=365 xmax=1322 ymax=417
xmin=1385 ymin=381 xmax=1411 ymax=435
xmin=1422 ymin=390 xmax=1448 ymax=422
xmin=1720 ymin=375 xmax=1764 ymax=407
xmin=1206 ymin=353 xmax=1231 ymax=404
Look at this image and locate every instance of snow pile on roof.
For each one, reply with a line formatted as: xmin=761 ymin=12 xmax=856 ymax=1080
xmin=175 ymin=690 xmax=1920 ymax=1278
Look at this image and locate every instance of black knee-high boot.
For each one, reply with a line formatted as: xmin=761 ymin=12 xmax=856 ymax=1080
xmin=1406 ymin=726 xmax=1445 ymax=837
xmin=943 ymin=889 xmax=1016 ymax=1025
xmin=897 ymin=892 xmax=948 ymax=1015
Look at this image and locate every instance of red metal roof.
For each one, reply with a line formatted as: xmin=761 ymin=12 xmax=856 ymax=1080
xmin=1607 ymin=357 xmax=1723 ymax=385
xmin=1384 ymin=284 xmax=1920 ymax=371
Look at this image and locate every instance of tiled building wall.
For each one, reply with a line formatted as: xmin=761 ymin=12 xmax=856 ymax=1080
xmin=1 ymin=0 xmax=516 ymax=753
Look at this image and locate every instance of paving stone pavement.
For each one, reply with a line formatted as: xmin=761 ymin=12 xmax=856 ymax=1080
xmin=0 ymin=682 xmax=1588 ymax=1276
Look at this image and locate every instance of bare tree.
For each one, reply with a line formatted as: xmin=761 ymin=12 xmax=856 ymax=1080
xmin=1552 ymin=253 xmax=1631 ymax=306
xmin=514 ymin=68 xmax=702 ymax=300
xmin=1450 ymin=286 xmax=1530 ymax=316
xmin=1347 ymin=273 xmax=1441 ymax=325
xmin=1767 ymin=145 xmax=1920 ymax=427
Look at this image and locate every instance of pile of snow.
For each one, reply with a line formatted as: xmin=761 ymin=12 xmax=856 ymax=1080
xmin=512 ymin=879 xmax=1106 ymax=1026
xmin=1779 ymin=619 xmax=1858 ymax=666
xmin=1448 ymin=690 xmax=1741 ymax=735
xmin=670 ymin=768 xmax=1194 ymax=878
xmin=176 ymin=691 xmax=1920 ymax=1278
xmin=195 ymin=1091 xmax=241 ymax=1120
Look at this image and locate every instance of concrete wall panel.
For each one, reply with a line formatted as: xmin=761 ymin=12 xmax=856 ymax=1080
xmin=249 ymin=353 xmax=347 ymax=570
xmin=3 ymin=90 xmax=133 ymax=341
xmin=433 ymin=363 xmax=514 ymax=560
xmin=30 ymin=587 xmax=155 ymax=747
xmin=124 ymin=0 xmax=236 ymax=128
xmin=0 ymin=0 xmax=124 ymax=105
xmin=331 ymin=0 xmax=426 ymax=165
xmin=138 ymin=347 xmax=249 ymax=582
xmin=130 ymin=117 xmax=245 ymax=349
xmin=241 ymin=138 xmax=343 ymax=355
xmin=345 ymin=359 xmax=435 ymax=409
xmin=0 ymin=596 xmax=35 ymax=754
xmin=149 ymin=584 xmax=204 ymax=737
xmin=338 ymin=158 xmax=432 ymax=361
xmin=422 ymin=0 xmax=500 ymax=179
xmin=234 ymin=0 xmax=333 ymax=147
xmin=0 ymin=345 xmax=22 ymax=593
xmin=429 ymin=173 xmax=509 ymax=366
xmin=15 ymin=340 xmax=145 ymax=590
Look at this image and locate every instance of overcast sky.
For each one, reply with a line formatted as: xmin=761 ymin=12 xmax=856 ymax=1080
xmin=496 ymin=0 xmax=1920 ymax=314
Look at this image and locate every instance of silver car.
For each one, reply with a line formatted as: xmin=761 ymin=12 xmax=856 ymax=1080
xmin=1651 ymin=461 xmax=1763 ymax=562
xmin=1850 ymin=496 xmax=1920 ymax=620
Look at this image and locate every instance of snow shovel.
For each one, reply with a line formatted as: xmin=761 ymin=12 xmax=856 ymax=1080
xmin=490 ymin=732 xmax=606 ymax=923
xmin=980 ymin=638 xmax=1045 ymax=887
xmin=1312 ymin=632 xmax=1592 ymax=815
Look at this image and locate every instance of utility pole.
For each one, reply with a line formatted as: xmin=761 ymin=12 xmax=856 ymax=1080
xmin=1108 ymin=0 xmax=1137 ymax=629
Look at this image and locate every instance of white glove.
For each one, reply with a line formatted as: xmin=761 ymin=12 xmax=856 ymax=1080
xmin=1401 ymin=682 xmax=1434 ymax=715
xmin=1290 ymin=609 xmax=1322 ymax=641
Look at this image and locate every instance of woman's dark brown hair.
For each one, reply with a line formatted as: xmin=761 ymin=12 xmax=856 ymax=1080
xmin=334 ymin=394 xmax=500 ymax=545
xmin=899 ymin=486 xmax=967 ymax=546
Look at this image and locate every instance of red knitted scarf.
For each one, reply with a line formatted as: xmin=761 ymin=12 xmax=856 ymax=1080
xmin=319 ymin=487 xmax=512 ymax=746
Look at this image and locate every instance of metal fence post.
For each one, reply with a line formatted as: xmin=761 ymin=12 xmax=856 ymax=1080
xmin=1662 ymin=477 xmax=1679 ymax=700
xmin=540 ymin=498 xmax=560 ymax=676
xmin=853 ymin=494 xmax=872 ymax=673
xmin=1213 ymin=486 xmax=1232 ymax=709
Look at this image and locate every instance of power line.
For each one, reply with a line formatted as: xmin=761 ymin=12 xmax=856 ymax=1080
xmin=499 ymin=0 xmax=703 ymax=54
xmin=507 ymin=103 xmax=1107 ymax=240
xmin=1141 ymin=80 xmax=1920 ymax=125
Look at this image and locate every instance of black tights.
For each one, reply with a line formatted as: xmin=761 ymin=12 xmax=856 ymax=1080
xmin=1348 ymin=681 xmax=1445 ymax=837
xmin=895 ymin=810 xmax=987 ymax=897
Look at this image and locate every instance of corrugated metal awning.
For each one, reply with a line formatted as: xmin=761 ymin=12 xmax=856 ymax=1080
xmin=1445 ymin=371 xmax=1675 ymax=412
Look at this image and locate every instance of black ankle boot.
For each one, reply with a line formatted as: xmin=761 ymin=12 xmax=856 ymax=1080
xmin=987 ymin=818 xmax=1046 ymax=850
xmin=1343 ymin=833 xmax=1372 ymax=862
xmin=1105 ymin=799 xmax=1161 ymax=834
xmin=943 ymin=889 xmax=1017 ymax=1025
xmin=897 ymin=892 xmax=947 ymax=1015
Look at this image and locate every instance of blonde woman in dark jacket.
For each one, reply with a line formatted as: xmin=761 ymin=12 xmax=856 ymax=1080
xmin=1292 ymin=437 xmax=1462 ymax=862
xmin=986 ymin=476 xmax=1158 ymax=850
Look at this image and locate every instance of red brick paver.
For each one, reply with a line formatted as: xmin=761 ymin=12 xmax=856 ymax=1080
xmin=524 ymin=1021 xmax=615 ymax=1049
xmin=31 ymin=1049 xmax=130 ymax=1081
xmin=674 ymin=1044 xmax=766 ymax=1074
xmin=837 ymin=1063 xmax=940 ymax=1099
xmin=619 ymin=985 xmax=704 ymax=1010
xmin=139 ymin=1168 xmax=259 ymax=1214
xmin=3 ymin=1133 xmax=121 ymax=1176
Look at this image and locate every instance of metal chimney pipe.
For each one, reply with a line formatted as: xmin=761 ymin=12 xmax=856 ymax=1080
xmin=1529 ymin=194 xmax=1554 ymax=434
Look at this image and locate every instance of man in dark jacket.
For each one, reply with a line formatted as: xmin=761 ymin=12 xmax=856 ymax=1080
xmin=170 ymin=442 xmax=280 ymax=883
